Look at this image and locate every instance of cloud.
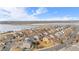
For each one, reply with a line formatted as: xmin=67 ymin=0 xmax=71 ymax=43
xmin=0 ymin=7 xmax=79 ymax=21
xmin=39 ymin=16 xmax=79 ymax=21
xmin=32 ymin=7 xmax=47 ymax=16
xmin=0 ymin=7 xmax=38 ymax=21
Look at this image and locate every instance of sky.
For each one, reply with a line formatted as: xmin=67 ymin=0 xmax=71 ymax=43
xmin=0 ymin=7 xmax=79 ymax=21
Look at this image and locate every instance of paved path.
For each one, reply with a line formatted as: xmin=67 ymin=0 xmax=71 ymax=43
xmin=59 ymin=43 xmax=79 ymax=51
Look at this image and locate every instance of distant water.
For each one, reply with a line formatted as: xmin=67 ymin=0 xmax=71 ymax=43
xmin=0 ymin=24 xmax=41 ymax=33
xmin=1 ymin=23 xmax=78 ymax=33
